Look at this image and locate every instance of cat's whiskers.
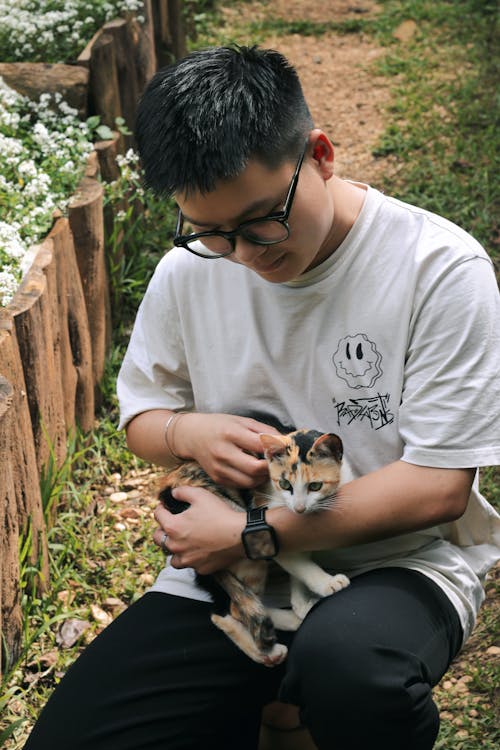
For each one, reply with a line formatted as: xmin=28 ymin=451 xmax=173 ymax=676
xmin=253 ymin=489 xmax=277 ymax=505
xmin=322 ymin=491 xmax=351 ymax=515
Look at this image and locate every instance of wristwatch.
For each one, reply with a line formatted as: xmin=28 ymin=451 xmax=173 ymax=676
xmin=241 ymin=506 xmax=280 ymax=560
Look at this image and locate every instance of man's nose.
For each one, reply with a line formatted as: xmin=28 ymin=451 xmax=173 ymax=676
xmin=232 ymin=236 xmax=266 ymax=264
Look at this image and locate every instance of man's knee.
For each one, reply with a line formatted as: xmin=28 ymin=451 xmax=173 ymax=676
xmin=280 ymin=617 xmax=439 ymax=749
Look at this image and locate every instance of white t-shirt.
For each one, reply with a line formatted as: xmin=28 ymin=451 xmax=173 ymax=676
xmin=117 ymin=185 xmax=500 ymax=642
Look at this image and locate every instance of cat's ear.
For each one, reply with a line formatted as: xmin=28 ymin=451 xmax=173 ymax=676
xmin=312 ymin=433 xmax=344 ymax=462
xmin=259 ymin=433 xmax=288 ymax=459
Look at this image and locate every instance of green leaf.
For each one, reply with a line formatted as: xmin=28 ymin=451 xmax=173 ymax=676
xmin=0 ymin=719 xmax=26 ymax=746
xmin=96 ymin=125 xmax=115 ymax=141
xmin=86 ymin=115 xmax=101 ymax=129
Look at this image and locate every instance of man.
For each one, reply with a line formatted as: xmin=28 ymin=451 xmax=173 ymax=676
xmin=25 ymin=45 xmax=500 ymax=750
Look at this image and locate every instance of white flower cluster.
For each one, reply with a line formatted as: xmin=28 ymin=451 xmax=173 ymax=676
xmin=0 ymin=77 xmax=94 ymax=306
xmin=0 ymin=0 xmax=144 ymax=63
xmin=105 ymin=147 xmax=145 ymax=208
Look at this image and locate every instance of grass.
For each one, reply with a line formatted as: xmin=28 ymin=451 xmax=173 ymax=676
xmin=369 ymin=1 xmax=499 ymax=257
xmin=1 ymin=0 xmax=499 ymax=747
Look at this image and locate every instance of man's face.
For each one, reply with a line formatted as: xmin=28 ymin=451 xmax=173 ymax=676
xmin=175 ymin=139 xmax=336 ymax=283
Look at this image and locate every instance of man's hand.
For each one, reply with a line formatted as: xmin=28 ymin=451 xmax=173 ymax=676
xmin=153 ymin=485 xmax=247 ymax=574
xmin=127 ymin=411 xmax=281 ymax=486
xmin=174 ymin=413 xmax=281 ymax=487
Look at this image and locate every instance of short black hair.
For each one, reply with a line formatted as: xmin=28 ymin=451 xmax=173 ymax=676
xmin=135 ymin=45 xmax=313 ymax=196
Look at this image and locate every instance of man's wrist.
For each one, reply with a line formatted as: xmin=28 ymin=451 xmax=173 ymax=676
xmin=241 ymin=506 xmax=280 ymax=560
xmin=165 ymin=411 xmax=195 ymax=460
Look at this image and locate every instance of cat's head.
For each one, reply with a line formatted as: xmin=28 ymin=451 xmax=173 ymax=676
xmin=259 ymin=429 xmax=344 ymax=514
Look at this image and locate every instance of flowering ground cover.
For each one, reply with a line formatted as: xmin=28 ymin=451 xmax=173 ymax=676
xmin=1 ymin=2 xmax=498 ymax=748
xmin=0 ymin=78 xmax=95 ymax=306
xmin=0 ymin=0 xmax=144 ymax=63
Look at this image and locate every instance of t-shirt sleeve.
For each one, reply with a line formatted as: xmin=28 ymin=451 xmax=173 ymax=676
xmin=400 ymin=255 xmax=500 ymax=468
xmin=116 ymin=256 xmax=194 ymax=429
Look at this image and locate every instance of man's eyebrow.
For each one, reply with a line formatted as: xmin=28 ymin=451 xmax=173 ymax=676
xmin=181 ymin=195 xmax=280 ymax=228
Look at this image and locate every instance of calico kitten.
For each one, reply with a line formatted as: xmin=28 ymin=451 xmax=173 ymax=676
xmin=159 ymin=429 xmax=351 ymax=666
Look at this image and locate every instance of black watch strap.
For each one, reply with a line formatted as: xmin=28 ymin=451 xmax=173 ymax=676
xmin=242 ymin=505 xmax=279 ymax=560
xmin=246 ymin=506 xmax=268 ymax=525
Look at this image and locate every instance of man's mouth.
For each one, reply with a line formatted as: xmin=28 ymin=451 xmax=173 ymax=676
xmin=254 ymin=254 xmax=285 ymax=273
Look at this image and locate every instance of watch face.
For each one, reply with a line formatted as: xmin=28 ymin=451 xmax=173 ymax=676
xmin=243 ymin=528 xmax=278 ymax=560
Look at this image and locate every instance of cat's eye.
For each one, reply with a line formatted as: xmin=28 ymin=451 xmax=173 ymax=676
xmin=279 ymin=478 xmax=293 ymax=491
xmin=308 ymin=482 xmax=323 ymax=492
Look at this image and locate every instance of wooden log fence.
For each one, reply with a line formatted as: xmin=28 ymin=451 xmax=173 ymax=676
xmin=0 ymin=0 xmax=187 ymax=677
xmin=0 ymin=0 xmax=185 ymax=131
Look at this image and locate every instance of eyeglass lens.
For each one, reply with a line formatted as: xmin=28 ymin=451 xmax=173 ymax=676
xmin=180 ymin=218 xmax=289 ymax=258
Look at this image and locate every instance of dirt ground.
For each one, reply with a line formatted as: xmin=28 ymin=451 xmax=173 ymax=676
xmin=220 ymin=0 xmax=395 ymax=186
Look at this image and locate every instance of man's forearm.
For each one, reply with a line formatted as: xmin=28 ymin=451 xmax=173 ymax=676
xmin=126 ymin=409 xmax=179 ymax=467
xmin=268 ymin=461 xmax=475 ymax=553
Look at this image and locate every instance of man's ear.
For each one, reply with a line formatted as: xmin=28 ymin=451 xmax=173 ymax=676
xmin=310 ymin=130 xmax=334 ymax=180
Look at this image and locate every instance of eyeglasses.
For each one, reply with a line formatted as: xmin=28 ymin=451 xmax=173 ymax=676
xmin=173 ymin=139 xmax=308 ymax=259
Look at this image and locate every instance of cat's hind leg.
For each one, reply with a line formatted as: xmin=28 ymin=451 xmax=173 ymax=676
xmin=266 ymin=607 xmax=302 ymax=631
xmin=214 ymin=569 xmax=277 ymax=653
xmin=211 ymin=614 xmax=288 ymax=666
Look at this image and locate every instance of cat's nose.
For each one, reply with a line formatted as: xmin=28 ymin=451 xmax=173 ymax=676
xmin=294 ymin=503 xmax=306 ymax=513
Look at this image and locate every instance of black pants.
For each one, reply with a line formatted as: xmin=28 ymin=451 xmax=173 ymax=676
xmin=23 ymin=568 xmax=462 ymax=750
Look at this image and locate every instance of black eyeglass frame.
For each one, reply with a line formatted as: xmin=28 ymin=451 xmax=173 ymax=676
xmin=173 ymin=139 xmax=309 ymax=259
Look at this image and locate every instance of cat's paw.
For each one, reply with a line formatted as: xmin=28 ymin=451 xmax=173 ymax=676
xmin=312 ymin=573 xmax=350 ymax=597
xmin=262 ymin=643 xmax=288 ymax=667
xmin=252 ymin=614 xmax=277 ymax=651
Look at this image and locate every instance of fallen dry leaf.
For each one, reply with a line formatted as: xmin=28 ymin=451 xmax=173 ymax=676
xmin=109 ymin=491 xmax=128 ymax=503
xmin=56 ymin=618 xmax=90 ymax=648
xmin=90 ymin=604 xmax=113 ymax=625
xmin=393 ymin=19 xmax=417 ymax=42
xmin=27 ymin=649 xmax=58 ymax=671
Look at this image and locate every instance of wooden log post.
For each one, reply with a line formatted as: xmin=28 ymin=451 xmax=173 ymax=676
xmin=133 ymin=0 xmax=158 ymax=92
xmin=0 ymin=324 xmax=51 ymax=580
xmin=94 ymin=132 xmax=123 ymax=183
xmin=94 ymin=133 xmax=127 ymax=298
xmin=68 ymin=177 xmax=110 ymax=404
xmin=9 ymin=241 xmax=67 ymax=474
xmin=102 ymin=18 xmax=140 ymax=139
xmin=78 ymin=31 xmax=122 ymax=128
xmin=0 ymin=324 xmax=49 ymax=676
xmin=47 ymin=219 xmax=95 ymax=433
xmin=167 ymin=0 xmax=187 ymax=60
xmin=0 ymin=63 xmax=89 ymax=119
xmin=151 ymin=0 xmax=172 ymax=67
xmin=0 ymin=373 xmax=21 ymax=678
xmin=151 ymin=0 xmax=186 ymax=64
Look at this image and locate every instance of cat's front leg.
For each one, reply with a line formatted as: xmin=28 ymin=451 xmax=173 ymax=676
xmin=277 ymin=553 xmax=350 ymax=597
xmin=266 ymin=607 xmax=302 ymax=631
xmin=289 ymin=577 xmax=319 ymax=621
